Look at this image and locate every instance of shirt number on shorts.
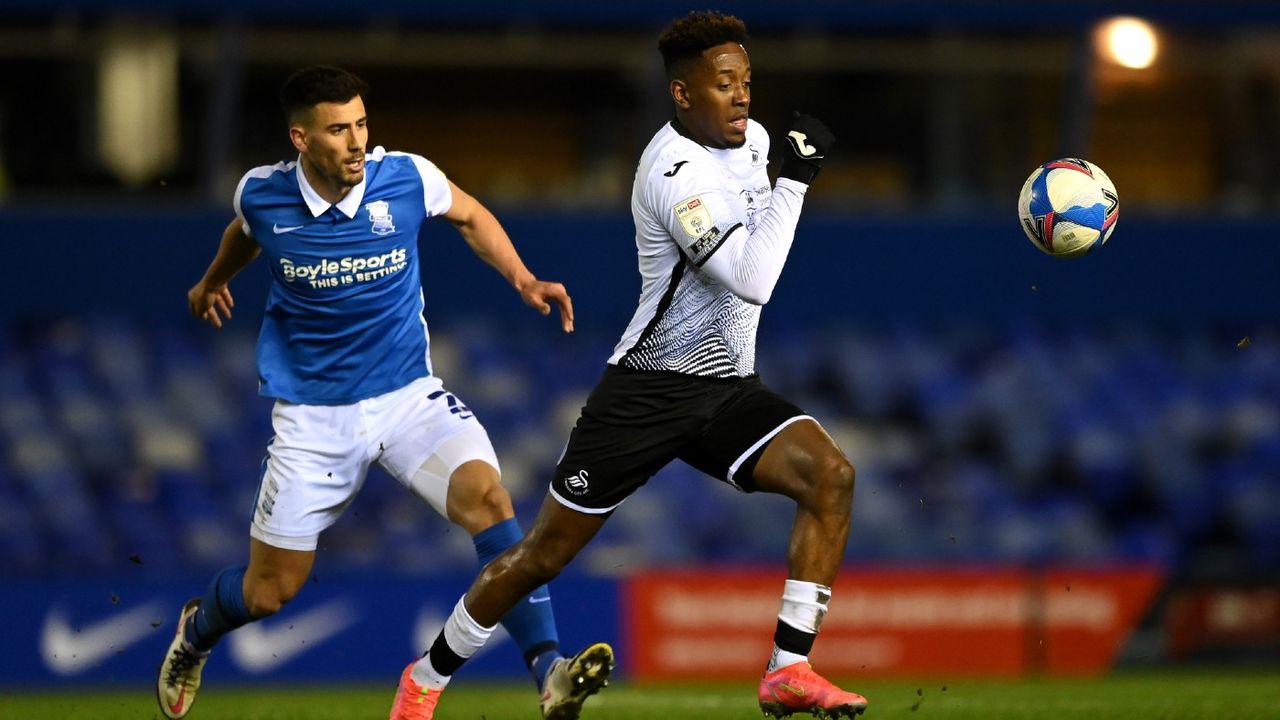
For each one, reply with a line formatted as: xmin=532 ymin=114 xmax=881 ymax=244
xmin=428 ymin=390 xmax=473 ymax=420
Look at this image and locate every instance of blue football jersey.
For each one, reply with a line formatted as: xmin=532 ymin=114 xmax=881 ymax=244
xmin=234 ymin=146 xmax=452 ymax=405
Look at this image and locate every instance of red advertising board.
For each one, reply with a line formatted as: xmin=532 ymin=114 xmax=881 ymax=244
xmin=1040 ymin=569 xmax=1165 ymax=674
xmin=622 ymin=567 xmax=1162 ymax=679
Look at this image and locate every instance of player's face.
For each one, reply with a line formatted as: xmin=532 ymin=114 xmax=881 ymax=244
xmin=675 ymin=42 xmax=751 ymax=149
xmin=292 ymin=96 xmax=369 ymax=197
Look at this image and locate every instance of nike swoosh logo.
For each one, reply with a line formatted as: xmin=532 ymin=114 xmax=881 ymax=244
xmin=529 ymin=596 xmax=551 ymax=604
xmin=663 ymin=161 xmax=688 ymax=177
xmin=41 ymin=601 xmax=165 ymax=675
xmin=273 ymin=223 xmax=305 ymax=234
xmin=228 ymin=599 xmax=357 ymax=672
xmin=414 ymin=607 xmax=508 ymax=660
xmin=169 ymin=683 xmax=188 ymax=715
xmin=779 ymin=682 xmax=806 ymax=697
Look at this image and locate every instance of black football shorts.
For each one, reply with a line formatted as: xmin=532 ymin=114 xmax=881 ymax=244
xmin=548 ymin=364 xmax=811 ymax=513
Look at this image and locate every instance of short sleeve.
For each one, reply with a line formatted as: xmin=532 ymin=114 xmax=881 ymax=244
xmin=406 ymin=154 xmax=453 ymax=217
xmin=652 ymin=158 xmax=743 ymax=268
xmin=232 ymin=168 xmax=255 ymax=237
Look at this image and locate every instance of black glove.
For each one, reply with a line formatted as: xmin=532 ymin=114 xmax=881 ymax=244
xmin=778 ymin=112 xmax=835 ymax=185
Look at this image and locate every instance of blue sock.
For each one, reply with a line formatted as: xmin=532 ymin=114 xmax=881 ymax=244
xmin=473 ymin=518 xmax=561 ymax=687
xmin=183 ymin=565 xmax=254 ymax=652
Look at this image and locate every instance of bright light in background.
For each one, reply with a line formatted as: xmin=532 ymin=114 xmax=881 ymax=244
xmin=1097 ymin=16 xmax=1159 ymax=69
xmin=97 ymin=25 xmax=179 ymax=187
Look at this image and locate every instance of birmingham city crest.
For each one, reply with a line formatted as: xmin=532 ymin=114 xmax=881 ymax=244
xmin=365 ymin=200 xmax=395 ymax=235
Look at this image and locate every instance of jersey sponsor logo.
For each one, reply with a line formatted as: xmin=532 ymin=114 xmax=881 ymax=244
xmin=227 ymin=599 xmax=357 ymax=673
xmin=273 ymin=223 xmax=305 ymax=234
xmin=564 ymin=469 xmax=590 ymax=496
xmin=365 ymin=199 xmax=396 ymax=235
xmin=278 ymin=247 xmax=408 ymax=288
xmin=40 ymin=600 xmax=165 ymax=674
xmin=673 ymin=195 xmax=712 ymax=239
xmin=663 ymin=161 xmax=689 ymax=177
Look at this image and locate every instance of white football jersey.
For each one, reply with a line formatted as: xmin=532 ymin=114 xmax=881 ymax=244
xmin=609 ymin=119 xmax=774 ymax=377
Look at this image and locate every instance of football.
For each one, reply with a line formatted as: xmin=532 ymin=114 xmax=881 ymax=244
xmin=1017 ymin=158 xmax=1119 ymax=257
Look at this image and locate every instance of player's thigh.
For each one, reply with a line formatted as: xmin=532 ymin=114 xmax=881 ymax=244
xmin=250 ymin=399 xmax=371 ymax=552
xmin=549 ymin=367 xmax=702 ymax=514
xmin=749 ymin=417 xmax=852 ymax=501
xmin=680 ymin=377 xmax=815 ymax=492
xmin=413 ymin=427 xmax=510 ymax=531
xmin=374 ymin=376 xmax=501 ymax=518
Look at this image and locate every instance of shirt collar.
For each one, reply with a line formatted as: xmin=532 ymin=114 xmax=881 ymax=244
xmin=295 ymin=153 xmax=367 ymax=219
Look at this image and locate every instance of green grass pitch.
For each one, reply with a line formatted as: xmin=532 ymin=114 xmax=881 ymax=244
xmin=2 ymin=671 xmax=1277 ymax=719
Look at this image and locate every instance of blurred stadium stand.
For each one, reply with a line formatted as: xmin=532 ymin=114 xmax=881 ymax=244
xmin=1 ymin=310 xmax=1277 ymax=579
xmin=0 ymin=0 xmax=1277 ymax=673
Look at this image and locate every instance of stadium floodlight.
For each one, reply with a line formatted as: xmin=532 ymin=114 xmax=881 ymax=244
xmin=1096 ymin=16 xmax=1159 ymax=70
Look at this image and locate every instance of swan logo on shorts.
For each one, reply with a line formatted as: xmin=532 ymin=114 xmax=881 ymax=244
xmin=564 ymin=469 xmax=590 ymax=496
xmin=366 ymin=200 xmax=395 ymax=235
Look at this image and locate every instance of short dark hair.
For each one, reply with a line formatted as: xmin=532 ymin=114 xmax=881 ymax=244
xmin=657 ymin=11 xmax=749 ymax=79
xmin=279 ymin=65 xmax=369 ymax=123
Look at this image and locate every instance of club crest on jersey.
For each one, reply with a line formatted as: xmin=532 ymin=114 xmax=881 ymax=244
xmin=673 ymin=195 xmax=712 ymax=239
xmin=749 ymin=143 xmax=763 ymax=166
xmin=365 ymin=200 xmax=395 ymax=235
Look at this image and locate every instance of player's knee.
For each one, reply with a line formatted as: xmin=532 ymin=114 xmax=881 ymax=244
xmin=450 ymin=478 xmax=515 ymax=533
xmin=810 ymin=454 xmax=855 ymax=512
xmin=243 ymin=576 xmax=302 ymax=618
xmin=478 ymin=481 xmax=514 ymax=519
xmin=514 ymin=537 xmax=571 ymax=585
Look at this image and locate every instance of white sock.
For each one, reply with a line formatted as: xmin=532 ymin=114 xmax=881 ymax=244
xmin=410 ymin=655 xmax=451 ymax=691
xmin=410 ymin=597 xmax=494 ymax=690
xmin=766 ymin=579 xmax=831 ymax=672
xmin=780 ymin=579 xmax=831 ymax=633
xmin=768 ymin=646 xmax=809 ymax=672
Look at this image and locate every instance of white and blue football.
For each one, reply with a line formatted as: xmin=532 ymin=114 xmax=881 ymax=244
xmin=1018 ymin=158 xmax=1119 ymax=257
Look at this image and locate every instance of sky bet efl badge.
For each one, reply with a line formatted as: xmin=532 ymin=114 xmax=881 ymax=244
xmin=674 ymin=195 xmax=710 ymax=239
xmin=365 ymin=200 xmax=395 ymax=235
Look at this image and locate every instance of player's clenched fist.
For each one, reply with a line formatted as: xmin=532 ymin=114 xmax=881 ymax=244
xmin=778 ymin=112 xmax=835 ymax=185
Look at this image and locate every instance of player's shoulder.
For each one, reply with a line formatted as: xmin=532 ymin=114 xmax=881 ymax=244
xmin=642 ymin=124 xmax=718 ymax=185
xmin=371 ymin=146 xmax=447 ymax=185
xmin=236 ymin=160 xmax=296 ymax=205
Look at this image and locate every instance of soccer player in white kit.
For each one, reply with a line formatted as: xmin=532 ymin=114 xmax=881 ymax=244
xmin=406 ymin=11 xmax=868 ymax=720
xmin=154 ymin=66 xmax=606 ymax=720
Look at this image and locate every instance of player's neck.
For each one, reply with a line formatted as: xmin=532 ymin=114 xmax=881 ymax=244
xmin=300 ymin=155 xmax=352 ymax=205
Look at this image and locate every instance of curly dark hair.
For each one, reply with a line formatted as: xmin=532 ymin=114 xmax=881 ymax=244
xmin=279 ymin=65 xmax=369 ymax=123
xmin=657 ymin=11 xmax=749 ymax=79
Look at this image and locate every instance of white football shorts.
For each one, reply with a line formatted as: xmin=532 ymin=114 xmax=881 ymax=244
xmin=249 ymin=375 xmax=499 ymax=551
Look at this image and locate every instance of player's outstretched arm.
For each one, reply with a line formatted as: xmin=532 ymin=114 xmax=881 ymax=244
xmin=695 ymin=112 xmax=834 ymax=305
xmin=188 ymin=218 xmax=261 ymax=329
xmin=443 ymin=181 xmax=574 ymax=333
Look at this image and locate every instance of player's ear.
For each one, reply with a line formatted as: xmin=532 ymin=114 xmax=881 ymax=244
xmin=670 ymin=79 xmax=691 ymax=110
xmin=288 ymin=125 xmax=307 ymax=153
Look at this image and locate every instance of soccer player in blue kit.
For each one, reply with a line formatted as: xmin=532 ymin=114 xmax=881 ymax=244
xmin=155 ymin=66 xmax=609 ymax=720
xmin=408 ymin=11 xmax=867 ymax=720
